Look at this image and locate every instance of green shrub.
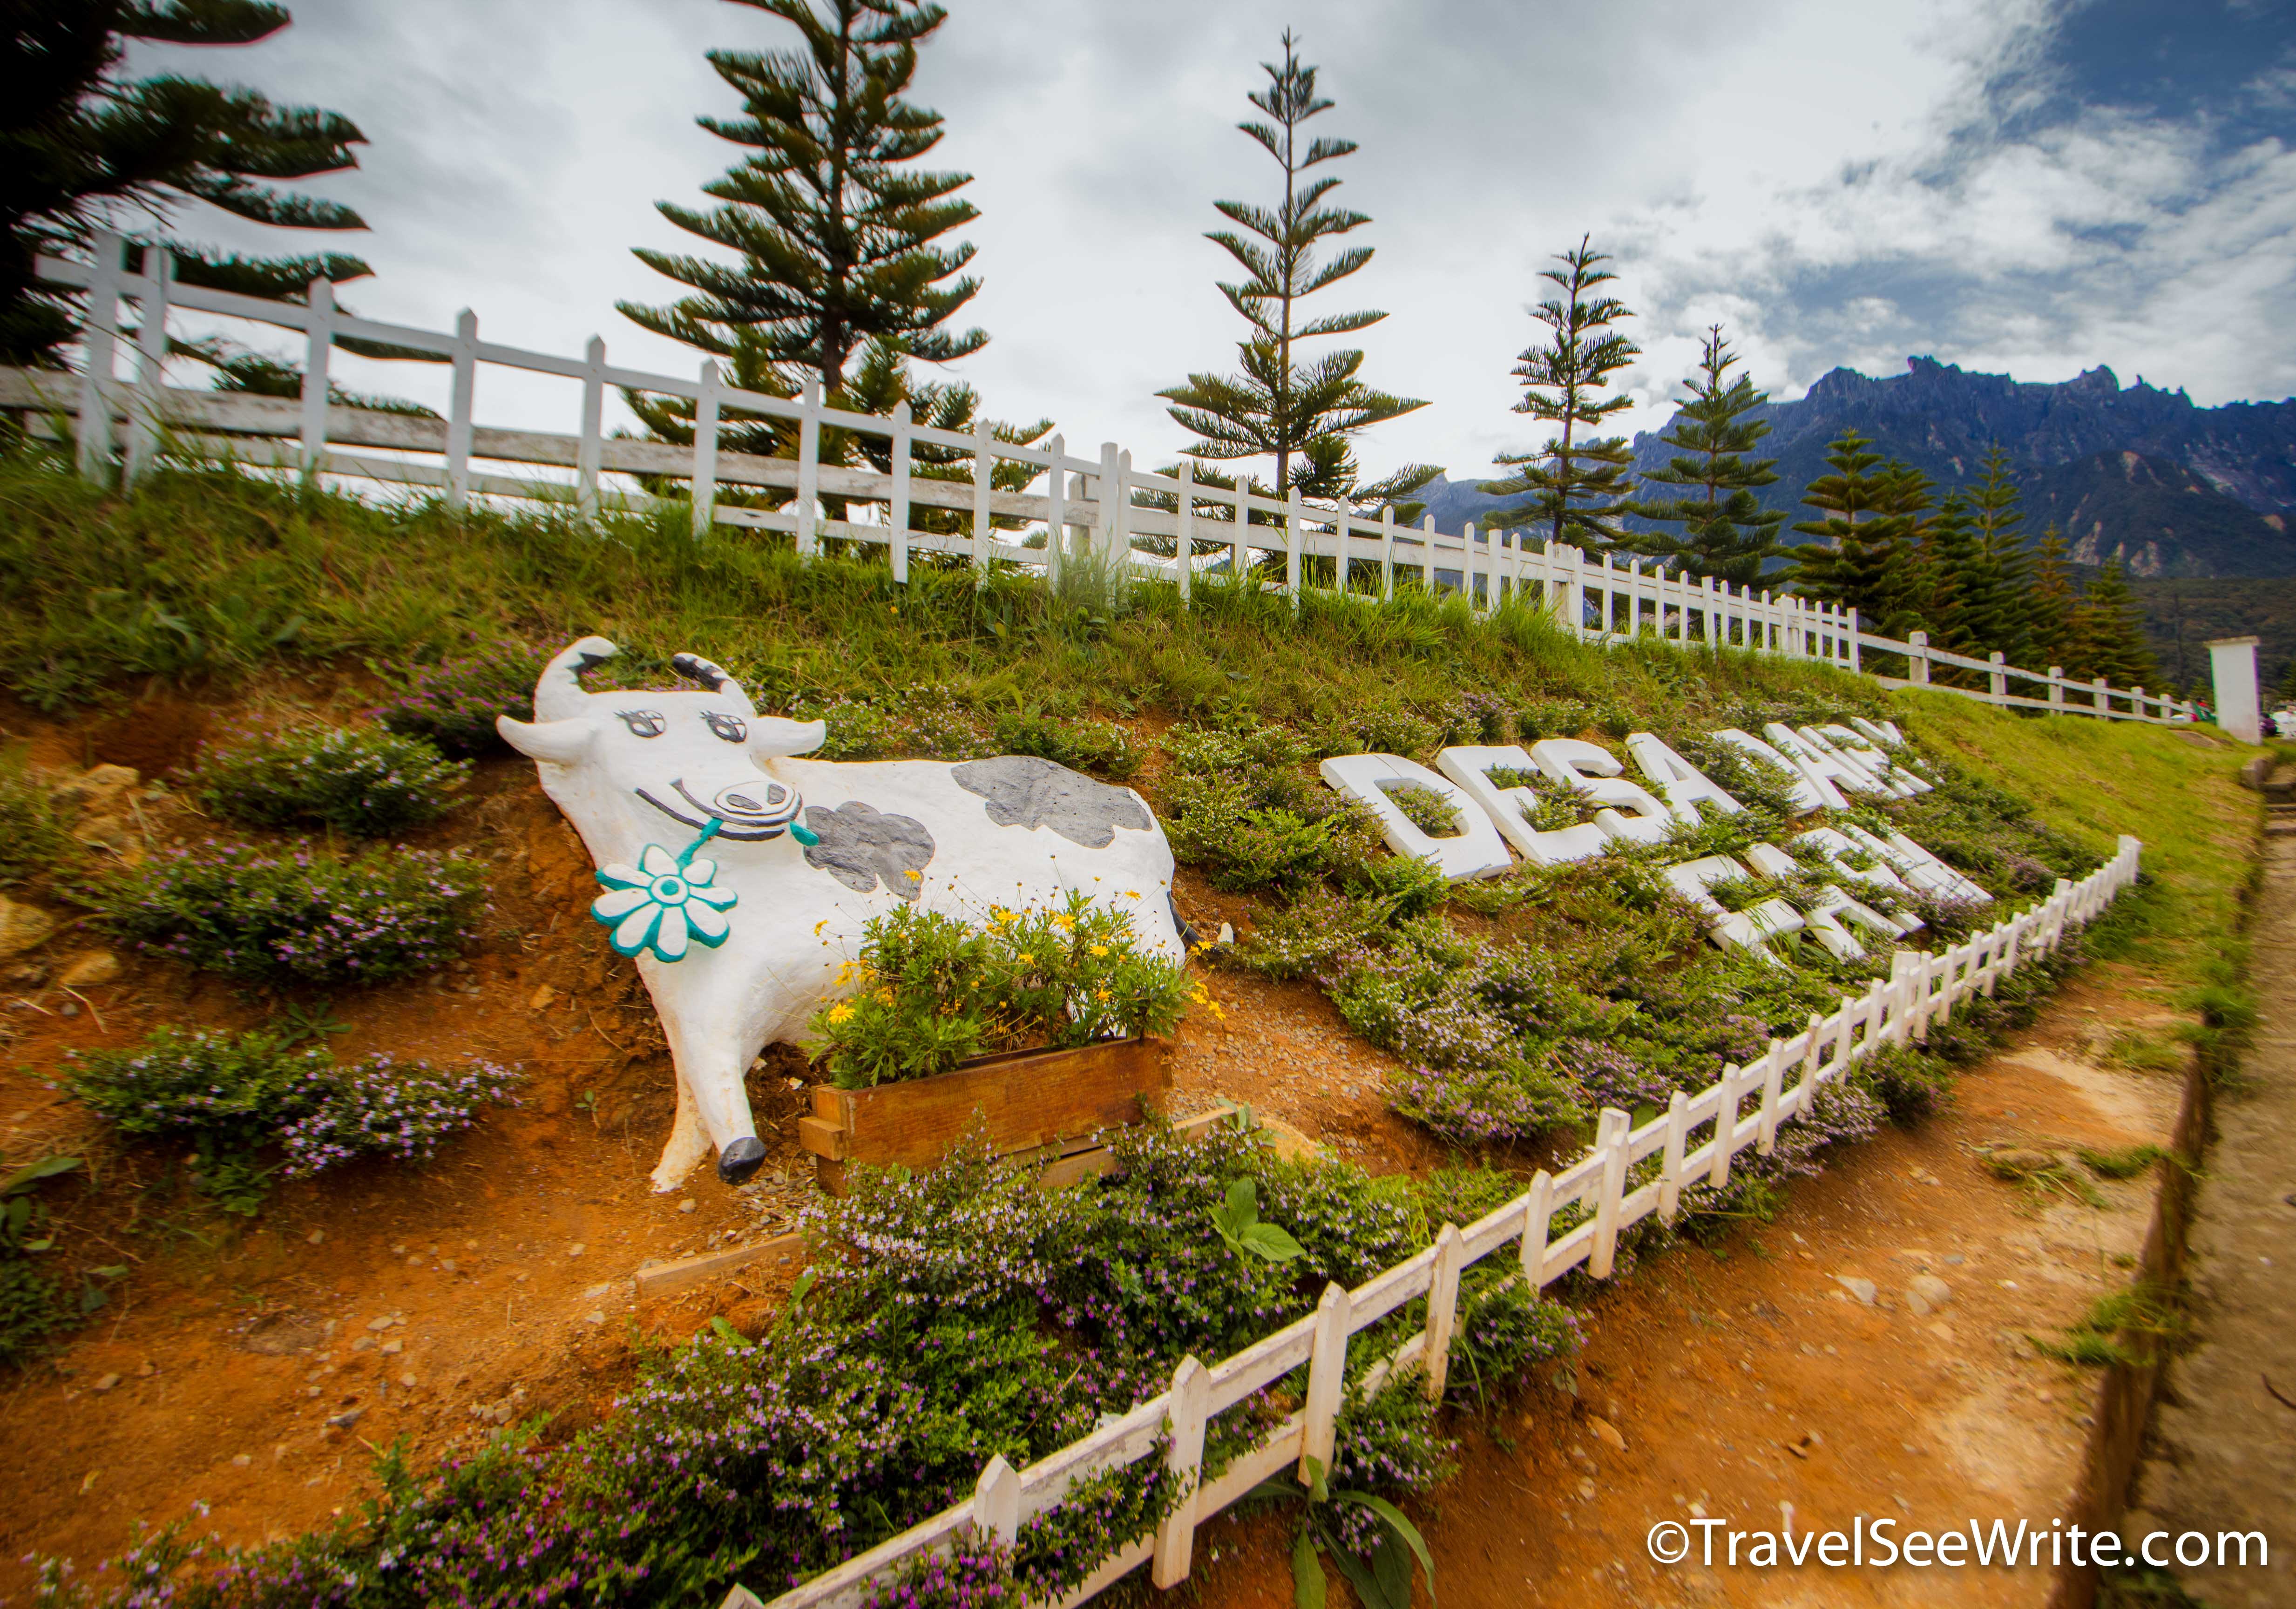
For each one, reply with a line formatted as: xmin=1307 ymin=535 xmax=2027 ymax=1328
xmin=62 ymin=1027 xmax=522 ymax=1211
xmin=94 ymin=842 xmax=486 ymax=986
xmin=1382 ymin=782 xmax=1459 ymax=836
xmin=1159 ymin=724 xmax=1381 ymax=893
xmin=0 ymin=745 xmax=70 ymax=889
xmin=192 ymin=725 xmax=470 ymax=836
xmin=1689 ymin=739 xmax=1807 ymax=818
xmin=0 ymin=1260 xmax=65 ymax=1369
xmin=991 ymin=706 xmax=1141 ymax=779
xmin=372 ymin=639 xmax=542 ymax=756
xmin=808 ymin=892 xmax=1202 ymax=1087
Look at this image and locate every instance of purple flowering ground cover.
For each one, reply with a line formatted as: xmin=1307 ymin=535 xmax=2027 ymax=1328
xmin=91 ymin=842 xmax=487 ymax=987
xmin=28 ymin=1127 xmax=1584 ymax=1609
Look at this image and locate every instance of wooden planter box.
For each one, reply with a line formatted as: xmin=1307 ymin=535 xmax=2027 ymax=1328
xmin=797 ymin=1037 xmax=1171 ymax=1194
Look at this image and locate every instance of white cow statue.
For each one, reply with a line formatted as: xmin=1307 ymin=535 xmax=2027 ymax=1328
xmin=501 ymin=636 xmax=1188 ymax=1190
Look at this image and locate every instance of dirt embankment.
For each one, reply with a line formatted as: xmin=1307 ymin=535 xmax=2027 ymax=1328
xmin=1178 ymin=966 xmax=2201 ymax=1609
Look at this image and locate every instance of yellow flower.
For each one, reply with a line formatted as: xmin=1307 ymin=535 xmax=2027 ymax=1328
xmin=1094 ymin=987 xmax=1111 ymax=1002
xmin=905 ymin=868 xmax=922 ymax=881
xmin=1017 ymin=952 xmax=1034 ymax=965
xmin=825 ymin=1003 xmax=853 ymax=1024
xmin=1124 ymin=890 xmax=1141 ymax=899
xmin=1089 ymin=944 xmax=1109 ymax=957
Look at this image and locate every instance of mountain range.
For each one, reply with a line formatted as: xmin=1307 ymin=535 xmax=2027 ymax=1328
xmin=1413 ymin=357 xmax=2296 ymax=581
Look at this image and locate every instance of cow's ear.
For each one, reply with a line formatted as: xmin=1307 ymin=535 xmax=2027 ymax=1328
xmin=750 ymin=717 xmax=827 ymax=758
xmin=498 ymin=715 xmax=596 ymax=766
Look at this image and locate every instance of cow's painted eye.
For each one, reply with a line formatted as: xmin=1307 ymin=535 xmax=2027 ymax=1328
xmin=703 ymin=712 xmax=748 ymax=743
xmin=616 ymin=709 xmax=666 ymax=738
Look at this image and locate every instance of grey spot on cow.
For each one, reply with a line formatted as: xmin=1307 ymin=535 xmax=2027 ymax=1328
xmin=802 ymin=801 xmax=936 ymax=899
xmin=952 ymin=756 xmax=1151 ymax=849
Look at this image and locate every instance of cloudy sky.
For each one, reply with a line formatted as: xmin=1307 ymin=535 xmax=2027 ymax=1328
xmin=129 ymin=0 xmax=2296 ymax=484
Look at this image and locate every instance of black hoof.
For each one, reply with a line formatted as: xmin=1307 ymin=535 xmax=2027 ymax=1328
xmin=717 ymin=1136 xmax=767 ymax=1185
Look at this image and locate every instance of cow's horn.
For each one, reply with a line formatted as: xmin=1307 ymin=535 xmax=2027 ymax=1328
xmin=535 ymin=635 xmax=615 ymax=721
xmin=671 ymin=652 xmax=753 ymax=712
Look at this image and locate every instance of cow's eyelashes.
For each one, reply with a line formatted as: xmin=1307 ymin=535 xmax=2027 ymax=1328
xmin=616 ymin=709 xmax=667 ymax=738
xmin=703 ymin=712 xmax=748 ymax=743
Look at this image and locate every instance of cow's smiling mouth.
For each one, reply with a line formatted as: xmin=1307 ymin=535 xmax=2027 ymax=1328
xmin=636 ymin=781 xmax=795 ymax=842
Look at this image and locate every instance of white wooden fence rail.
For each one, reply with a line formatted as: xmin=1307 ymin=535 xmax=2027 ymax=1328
xmin=709 ymin=837 xmax=2143 ymax=1609
xmin=5 ymin=239 xmax=2195 ymax=729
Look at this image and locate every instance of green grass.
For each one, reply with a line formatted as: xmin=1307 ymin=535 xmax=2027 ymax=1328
xmin=2034 ymin=1280 xmax=2189 ymax=1368
xmin=1888 ymin=690 xmax=2255 ymax=994
xmin=0 ymin=453 xmax=1890 ymax=743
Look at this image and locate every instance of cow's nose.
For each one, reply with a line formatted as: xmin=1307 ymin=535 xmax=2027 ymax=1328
xmin=713 ymin=782 xmax=787 ymax=819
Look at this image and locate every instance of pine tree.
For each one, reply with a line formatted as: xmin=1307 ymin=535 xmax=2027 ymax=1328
xmin=1479 ymin=236 xmax=1641 ymax=552
xmin=1953 ymin=445 xmax=2033 ymax=666
xmin=4 ymin=0 xmax=372 ymax=366
xmin=2070 ymin=559 xmax=2161 ymax=688
xmin=620 ymin=0 xmax=986 ymax=395
xmin=1787 ymin=430 xmax=1912 ymax=622
xmin=1918 ymin=493 xmax=1985 ymax=676
xmin=1158 ymin=32 xmax=1424 ymax=496
xmin=2028 ymin=522 xmax=2080 ymax=671
xmin=1619 ymin=325 xmax=1785 ymax=587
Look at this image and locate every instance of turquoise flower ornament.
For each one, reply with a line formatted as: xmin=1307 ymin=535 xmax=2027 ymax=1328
xmin=591 ymin=821 xmax=738 ymax=962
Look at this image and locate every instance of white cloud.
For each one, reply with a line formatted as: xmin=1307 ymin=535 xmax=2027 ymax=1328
xmin=116 ymin=0 xmax=2296 ymax=492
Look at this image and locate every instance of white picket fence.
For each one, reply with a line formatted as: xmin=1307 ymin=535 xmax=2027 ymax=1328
xmin=710 ymin=837 xmax=2143 ymax=1609
xmin=4 ymin=239 xmax=2194 ymax=728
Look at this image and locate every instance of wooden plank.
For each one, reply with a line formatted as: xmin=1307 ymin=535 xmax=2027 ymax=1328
xmin=633 ymin=1230 xmax=809 ymax=1300
xmin=811 ymin=1038 xmax=1170 ymax=1181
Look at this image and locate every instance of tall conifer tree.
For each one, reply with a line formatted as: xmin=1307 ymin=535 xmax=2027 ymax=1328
xmin=2070 ymin=559 xmax=2160 ymax=687
xmin=1953 ymin=445 xmax=2033 ymax=667
xmin=4 ymin=0 xmax=371 ymax=366
xmin=621 ymin=0 xmax=986 ymax=395
xmin=2028 ymin=522 xmax=2080 ymax=670
xmin=1479 ymin=236 xmax=1641 ymax=552
xmin=1787 ymin=430 xmax=1910 ymax=622
xmin=1159 ymin=31 xmax=1424 ymax=497
xmin=1620 ymin=325 xmax=1784 ymax=587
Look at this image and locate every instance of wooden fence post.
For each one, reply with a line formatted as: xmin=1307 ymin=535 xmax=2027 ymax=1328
xmin=2049 ymin=665 xmax=2066 ymax=710
xmin=1590 ymin=1107 xmax=1631 ymax=1278
xmin=972 ymin=1454 xmax=1021 ymax=1545
xmin=1988 ymin=650 xmax=2007 ymax=701
xmin=299 ymin=275 xmax=335 ymax=480
xmin=1380 ymin=505 xmax=1395 ymax=601
xmin=887 ymin=401 xmax=913 ymax=583
xmin=1044 ymin=433 xmax=1066 ymax=589
xmin=1846 ymin=607 xmax=1862 ymax=672
xmin=1300 ymin=1283 xmax=1352 ymax=1482
xmin=2093 ymin=675 xmax=2109 ymax=715
xmin=1335 ymin=507 xmax=1353 ymax=598
xmin=1421 ymin=515 xmax=1436 ymax=593
xmin=1286 ymin=487 xmax=1303 ymax=610
xmin=1232 ymin=475 xmax=1248 ymax=578
xmin=446 ymin=309 xmax=478 ymax=513
xmin=1096 ymin=441 xmax=1119 ymax=563
xmin=795 ymin=377 xmax=822 ymax=559
xmin=1756 ymin=1042 xmax=1785 ymax=1155
xmin=75 ymin=230 xmax=125 ymax=484
xmin=1710 ymin=1066 xmax=1740 ymax=1188
xmin=1518 ymin=1169 xmax=1554 ymax=1285
xmin=1115 ymin=448 xmax=1134 ymax=576
xmin=1423 ymin=1224 xmax=1464 ymax=1399
xmin=1657 ymin=1089 xmax=1690 ymax=1223
xmin=123 ymin=245 xmax=171 ymax=487
xmin=1176 ymin=460 xmax=1194 ymax=604
xmin=1151 ymin=1356 xmax=1209 ymax=1587
xmin=576 ymin=334 xmax=605 ymax=521
xmin=1909 ymin=629 xmax=1931 ymax=685
xmin=969 ymin=416 xmax=993 ymax=584
xmin=690 ymin=358 xmax=720 ymax=538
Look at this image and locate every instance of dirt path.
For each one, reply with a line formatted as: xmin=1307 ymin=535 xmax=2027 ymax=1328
xmin=1178 ymin=965 xmax=2194 ymax=1609
xmin=2123 ymin=833 xmax=2296 ymax=1608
